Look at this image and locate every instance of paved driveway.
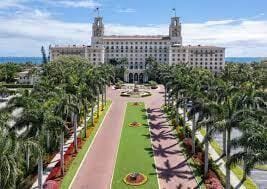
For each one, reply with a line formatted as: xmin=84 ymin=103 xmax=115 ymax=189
xmin=71 ymin=85 xmax=197 ymax=189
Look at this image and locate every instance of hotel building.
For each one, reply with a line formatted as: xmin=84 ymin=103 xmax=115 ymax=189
xmin=50 ymin=16 xmax=225 ymax=83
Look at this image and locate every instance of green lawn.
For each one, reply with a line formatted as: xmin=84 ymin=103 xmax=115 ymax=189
xmin=61 ymin=100 xmax=112 ymax=189
xmin=111 ymin=102 xmax=159 ymax=189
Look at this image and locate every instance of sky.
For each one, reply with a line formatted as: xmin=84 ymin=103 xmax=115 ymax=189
xmin=0 ymin=0 xmax=267 ymax=57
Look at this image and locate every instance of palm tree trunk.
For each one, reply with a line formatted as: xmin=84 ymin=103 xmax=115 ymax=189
xmin=192 ymin=113 xmax=196 ymax=154
xmin=183 ymin=100 xmax=187 ymax=122
xmin=26 ymin=124 xmax=30 ymax=172
xmin=222 ymin=129 xmax=226 ymax=155
xmin=242 ymin=147 xmax=248 ymax=181
xmin=104 ymin=85 xmax=107 ymax=107
xmin=46 ymin=131 xmax=50 ymax=151
xmin=101 ymin=87 xmax=104 ymax=111
xmin=84 ymin=103 xmax=87 ymax=138
xmin=97 ymin=95 xmax=100 ymax=118
xmin=26 ymin=147 xmax=30 ymax=172
xmin=204 ymin=124 xmax=209 ymax=177
xmin=38 ymin=156 xmax=43 ymax=189
xmin=175 ymin=103 xmax=179 ymax=126
xmin=164 ymin=85 xmax=167 ymax=106
xmin=183 ymin=100 xmax=187 ymax=130
xmin=91 ymin=103 xmax=94 ymax=126
xmin=74 ymin=114 xmax=78 ymax=153
xmin=226 ymin=127 xmax=231 ymax=189
xmin=60 ymin=132 xmax=64 ymax=176
xmin=167 ymin=92 xmax=170 ymax=107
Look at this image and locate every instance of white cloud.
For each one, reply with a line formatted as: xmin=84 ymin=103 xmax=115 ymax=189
xmin=50 ymin=0 xmax=100 ymax=9
xmin=0 ymin=10 xmax=267 ymax=57
xmin=0 ymin=0 xmax=26 ymax=9
xmin=116 ymin=8 xmax=136 ymax=13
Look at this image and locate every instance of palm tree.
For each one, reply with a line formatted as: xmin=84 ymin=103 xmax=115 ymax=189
xmin=78 ymin=83 xmax=89 ymax=138
xmin=229 ymin=117 xmax=267 ymax=182
xmin=7 ymin=91 xmax=44 ymax=172
xmin=218 ymin=92 xmax=246 ymax=189
xmin=198 ymin=101 xmax=222 ymax=177
xmin=0 ymin=130 xmax=20 ymax=189
xmin=85 ymin=69 xmax=98 ymax=126
xmin=52 ymin=89 xmax=72 ymax=175
xmin=69 ymin=95 xmax=80 ymax=153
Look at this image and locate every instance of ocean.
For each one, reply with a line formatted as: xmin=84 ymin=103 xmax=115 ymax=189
xmin=0 ymin=57 xmax=266 ymax=64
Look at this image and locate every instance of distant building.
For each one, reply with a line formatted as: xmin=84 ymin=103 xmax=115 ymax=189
xmin=16 ymin=68 xmax=40 ymax=85
xmin=50 ymin=15 xmax=225 ymax=83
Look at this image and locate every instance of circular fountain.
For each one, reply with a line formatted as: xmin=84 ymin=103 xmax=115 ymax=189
xmin=120 ymin=83 xmax=151 ymax=98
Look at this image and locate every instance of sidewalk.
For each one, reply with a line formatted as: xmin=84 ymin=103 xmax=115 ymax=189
xmin=178 ymin=108 xmax=246 ymax=189
xmin=145 ymin=86 xmax=197 ymax=189
xmin=31 ymin=103 xmax=101 ymax=189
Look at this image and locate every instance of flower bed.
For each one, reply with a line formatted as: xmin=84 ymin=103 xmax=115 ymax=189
xmin=44 ymin=103 xmax=111 ymax=189
xmin=205 ymin=170 xmax=224 ymax=189
xmin=45 ymin=138 xmax=83 ymax=184
xmin=123 ymin=172 xmax=148 ymax=186
xmin=175 ymin=125 xmax=223 ymax=189
xmin=129 ymin=121 xmax=142 ymax=127
xmin=132 ymin=102 xmax=140 ymax=106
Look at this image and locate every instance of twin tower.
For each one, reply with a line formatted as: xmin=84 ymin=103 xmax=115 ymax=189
xmin=92 ymin=16 xmax=182 ymax=45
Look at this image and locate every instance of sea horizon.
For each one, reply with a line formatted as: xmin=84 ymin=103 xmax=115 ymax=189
xmin=0 ymin=56 xmax=266 ymax=64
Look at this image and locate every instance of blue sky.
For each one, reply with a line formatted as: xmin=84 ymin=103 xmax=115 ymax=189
xmin=0 ymin=0 xmax=266 ymax=57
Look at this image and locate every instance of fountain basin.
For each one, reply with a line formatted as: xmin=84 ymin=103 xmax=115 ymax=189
xmin=120 ymin=91 xmax=151 ymax=98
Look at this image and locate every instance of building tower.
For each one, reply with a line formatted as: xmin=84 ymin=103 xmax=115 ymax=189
xmin=91 ymin=17 xmax=104 ymax=45
xmin=169 ymin=17 xmax=182 ymax=45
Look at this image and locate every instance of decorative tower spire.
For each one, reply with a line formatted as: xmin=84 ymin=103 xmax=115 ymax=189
xmin=96 ymin=7 xmax=100 ymax=17
xmin=91 ymin=8 xmax=104 ymax=45
xmin=169 ymin=12 xmax=182 ymax=45
xmin=172 ymin=8 xmax=176 ymax=17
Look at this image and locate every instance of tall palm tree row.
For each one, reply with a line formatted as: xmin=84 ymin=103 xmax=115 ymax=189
xmin=159 ymin=62 xmax=267 ymax=188
xmin=0 ymin=55 xmax=114 ymax=188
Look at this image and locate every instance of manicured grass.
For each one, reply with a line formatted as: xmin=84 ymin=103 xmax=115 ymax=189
xmin=254 ymin=164 xmax=267 ymax=171
xmin=199 ymin=128 xmax=257 ymax=189
xmin=60 ymin=100 xmax=112 ymax=189
xmin=111 ymin=102 xmax=159 ymax=189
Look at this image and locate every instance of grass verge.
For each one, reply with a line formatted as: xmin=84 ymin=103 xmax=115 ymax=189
xmin=60 ymin=100 xmax=112 ymax=189
xmin=199 ymin=128 xmax=257 ymax=189
xmin=111 ymin=102 xmax=159 ymax=189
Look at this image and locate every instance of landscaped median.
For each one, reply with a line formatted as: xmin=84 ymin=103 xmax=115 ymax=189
xmin=59 ymin=100 xmax=112 ymax=189
xmin=111 ymin=102 xmax=159 ymax=189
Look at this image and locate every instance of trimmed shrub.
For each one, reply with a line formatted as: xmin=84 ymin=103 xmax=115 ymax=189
xmin=149 ymin=80 xmax=158 ymax=89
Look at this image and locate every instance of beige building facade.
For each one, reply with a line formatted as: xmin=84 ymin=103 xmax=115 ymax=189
xmin=50 ymin=16 xmax=225 ymax=83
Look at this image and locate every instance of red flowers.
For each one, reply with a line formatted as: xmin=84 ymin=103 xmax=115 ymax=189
xmin=205 ymin=170 xmax=224 ymax=189
xmin=181 ymin=137 xmax=223 ymax=189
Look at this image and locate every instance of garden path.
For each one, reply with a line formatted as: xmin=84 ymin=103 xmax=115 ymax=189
xmin=146 ymin=86 xmax=197 ymax=189
xmin=70 ymin=85 xmax=197 ymax=189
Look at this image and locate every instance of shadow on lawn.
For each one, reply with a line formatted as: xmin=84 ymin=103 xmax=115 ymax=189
xmin=145 ymin=142 xmax=182 ymax=158
xmin=150 ymin=159 xmax=195 ymax=183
